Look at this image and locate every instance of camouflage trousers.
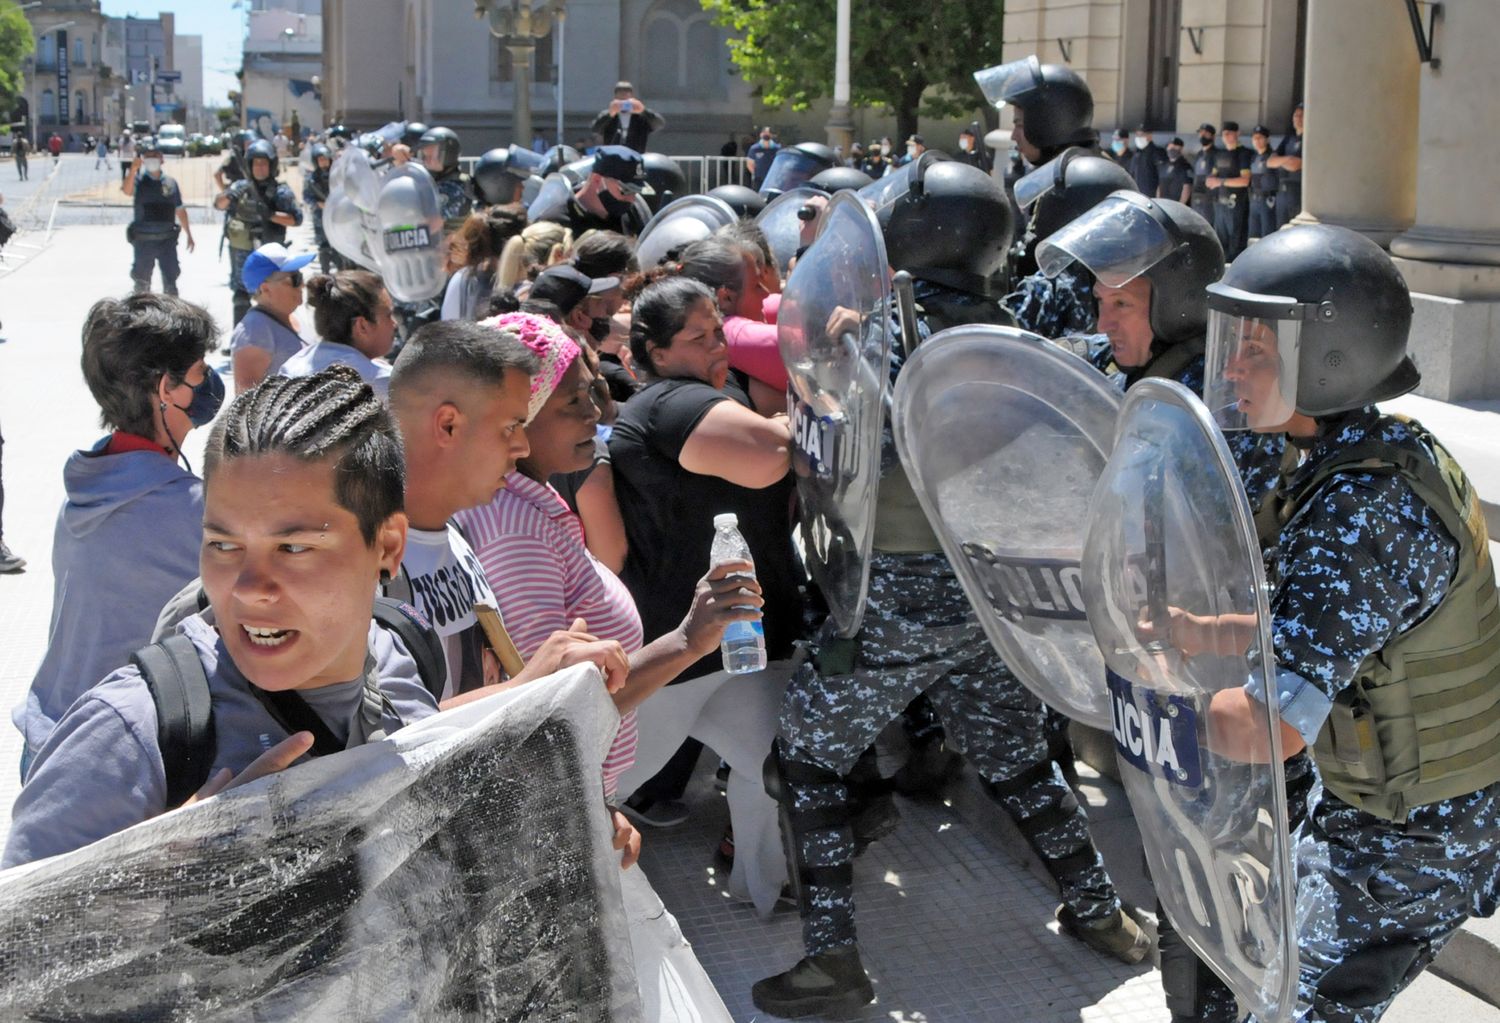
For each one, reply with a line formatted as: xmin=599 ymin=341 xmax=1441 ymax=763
xmin=777 ymin=551 xmax=1121 ymax=956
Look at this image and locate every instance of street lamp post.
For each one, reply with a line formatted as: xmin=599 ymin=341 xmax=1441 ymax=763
xmin=474 ymin=0 xmax=565 ymax=146
xmin=824 ymin=0 xmax=853 ymax=153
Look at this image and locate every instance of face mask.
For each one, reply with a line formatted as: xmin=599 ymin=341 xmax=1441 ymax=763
xmin=143 ymin=158 xmax=162 ymax=174
xmin=959 ymin=138 xmax=972 ymax=152
xmin=589 ymin=317 xmax=611 ymax=344
xmin=1111 ymin=140 xmax=1126 ymax=155
xmin=1133 ymin=136 xmax=1149 ymax=150
xmin=880 ymin=144 xmax=891 ymax=156
xmin=760 ymin=136 xmax=771 ymax=144
xmin=600 ymin=192 xmax=636 ymax=217
xmin=176 ymin=367 xmax=226 ymax=428
xmin=1200 ymin=135 xmax=1214 ymax=146
xmin=1167 ymin=147 xmax=1182 ymax=160
xmin=906 ymin=144 xmax=918 ymax=157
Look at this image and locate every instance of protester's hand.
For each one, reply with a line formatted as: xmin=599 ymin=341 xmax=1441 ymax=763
xmin=824 ymin=305 xmax=861 ymax=340
xmin=180 ymin=731 xmax=314 ymax=808
xmin=529 ymin=618 xmax=630 ymax=694
xmin=390 ymin=144 xmax=411 ymax=166
xmin=1137 ymin=607 xmax=1256 ymax=659
xmin=611 ymin=808 xmax=642 ymax=870
xmin=679 ymin=561 xmax=765 ymax=659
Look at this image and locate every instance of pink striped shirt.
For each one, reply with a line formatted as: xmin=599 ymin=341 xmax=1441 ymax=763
xmin=456 ymin=472 xmax=643 ymax=797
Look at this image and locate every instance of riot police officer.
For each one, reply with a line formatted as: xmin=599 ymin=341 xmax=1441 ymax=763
xmin=975 ymin=54 xmax=1098 ymax=167
xmin=213 ymin=129 xmax=256 ymax=191
xmin=417 ymin=126 xmax=474 ymax=235
xmin=471 ymin=147 xmax=530 ymax=208
xmin=1247 ymin=124 xmax=1280 ymax=243
xmin=1267 ymin=101 xmax=1304 ymax=228
xmin=302 ymin=142 xmax=338 ymax=273
xmin=754 ymin=158 xmax=1150 ymax=1019
xmin=1189 ymin=123 xmax=1217 ymax=225
xmin=121 ymin=136 xmax=195 ymax=295
xmin=1188 ymin=224 xmax=1500 ymax=1022
xmin=1206 ymin=120 xmax=1252 ymax=260
xmin=214 ymin=138 xmax=301 ymax=326
xmin=1003 ymin=149 xmax=1135 ymax=335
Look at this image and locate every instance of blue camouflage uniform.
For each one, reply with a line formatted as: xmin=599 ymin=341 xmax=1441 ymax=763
xmin=224 ymin=177 xmax=301 ymax=325
xmin=774 ymin=281 xmax=1127 ymax=959
xmin=434 ymin=171 xmax=475 ymax=234
xmin=1249 ymin=410 xmax=1500 ymax=1023
xmin=1003 ymin=266 xmax=1098 ymax=338
xmin=302 ymin=166 xmax=333 ymax=273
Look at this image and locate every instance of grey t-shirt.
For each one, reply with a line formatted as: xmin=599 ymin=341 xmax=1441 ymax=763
xmin=3 ymin=613 xmax=436 ymax=868
xmin=230 ymin=307 xmax=306 ymax=377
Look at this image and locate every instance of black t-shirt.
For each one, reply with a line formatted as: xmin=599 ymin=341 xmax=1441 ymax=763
xmin=1158 ymin=155 xmax=1193 ymax=201
xmin=1212 ymin=145 xmax=1253 ymax=200
xmin=597 ymin=352 xmax=640 ymax=404
xmin=1250 ymin=148 xmax=1279 ymax=194
xmin=1276 ymin=132 xmax=1303 ymax=187
xmin=608 ymin=375 xmax=803 ymax=682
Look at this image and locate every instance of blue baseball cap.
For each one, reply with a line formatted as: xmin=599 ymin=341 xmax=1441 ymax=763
xmin=242 ymin=242 xmax=317 ymax=294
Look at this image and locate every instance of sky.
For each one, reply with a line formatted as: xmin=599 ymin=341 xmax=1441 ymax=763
xmin=101 ymin=0 xmax=244 ymax=107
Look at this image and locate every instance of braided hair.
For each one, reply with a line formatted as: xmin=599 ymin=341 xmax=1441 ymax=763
xmin=204 ymin=364 xmax=404 ymax=544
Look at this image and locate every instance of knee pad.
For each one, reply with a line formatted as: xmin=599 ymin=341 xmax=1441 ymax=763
xmin=766 ymin=739 xmax=856 ymax=911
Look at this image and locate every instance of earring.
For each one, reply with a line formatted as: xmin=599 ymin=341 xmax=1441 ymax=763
xmin=379 ymin=569 xmax=392 ymax=584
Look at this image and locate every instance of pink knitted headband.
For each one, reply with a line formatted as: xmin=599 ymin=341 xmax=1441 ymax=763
xmin=479 ymin=312 xmax=583 ymax=422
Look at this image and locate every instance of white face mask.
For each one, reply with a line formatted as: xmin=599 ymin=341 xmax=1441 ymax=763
xmin=959 ymin=137 xmax=972 ymax=152
xmin=880 ymin=143 xmax=891 ymax=155
xmin=143 ymin=158 xmax=162 ymax=174
xmin=906 ymin=144 xmax=918 ymax=157
xmin=1133 ymin=136 xmax=1149 ymax=150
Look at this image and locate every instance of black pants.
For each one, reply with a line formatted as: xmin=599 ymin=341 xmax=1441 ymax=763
xmin=1249 ymin=194 xmax=1277 ymax=241
xmin=131 ymin=235 xmax=180 ymax=294
xmin=1276 ymin=186 xmax=1302 ymax=229
xmin=14 ymin=154 xmax=26 ymax=180
xmin=1214 ymin=195 xmax=1250 ymax=261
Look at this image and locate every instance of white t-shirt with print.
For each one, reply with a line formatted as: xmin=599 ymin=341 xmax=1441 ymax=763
xmin=399 ymin=524 xmax=497 ymax=700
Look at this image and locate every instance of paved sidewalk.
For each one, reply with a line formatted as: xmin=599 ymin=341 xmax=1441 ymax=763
xmin=1 ymin=221 xmax=1496 ymax=1022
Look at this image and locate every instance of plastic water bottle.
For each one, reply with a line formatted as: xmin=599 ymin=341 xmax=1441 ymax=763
xmin=710 ymin=513 xmax=768 ymax=675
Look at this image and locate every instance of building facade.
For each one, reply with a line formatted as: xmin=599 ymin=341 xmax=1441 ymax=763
xmin=173 ymin=35 xmax=205 ymax=134
xmin=241 ymin=6 xmax=324 ymax=137
xmin=19 ymin=0 xmax=114 ymax=148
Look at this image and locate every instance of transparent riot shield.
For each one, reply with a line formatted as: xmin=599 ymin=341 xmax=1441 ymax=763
xmin=373 ymin=163 xmax=447 ymax=303
xmin=325 ymin=147 xmax=383 ymax=271
xmin=635 ymin=195 xmax=738 ymax=268
xmin=776 ymin=191 xmax=892 ymax=637
xmin=891 ymin=326 xmax=1120 ymax=729
xmin=1081 ymin=378 xmax=1296 ymax=1023
xmin=754 ymin=186 xmax=823 ymax=274
xmin=528 ymin=172 xmax=575 ymax=224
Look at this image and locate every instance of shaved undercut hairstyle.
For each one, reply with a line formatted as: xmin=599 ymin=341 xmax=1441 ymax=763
xmin=387 ymin=319 xmax=540 ymax=403
xmin=203 ymin=364 xmax=404 ymax=545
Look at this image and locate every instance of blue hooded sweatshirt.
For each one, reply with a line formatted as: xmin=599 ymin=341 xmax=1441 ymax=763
xmin=12 ymin=437 xmax=203 ymax=756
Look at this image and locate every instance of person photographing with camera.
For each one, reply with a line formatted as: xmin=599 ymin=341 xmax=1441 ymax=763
xmin=591 ymin=82 xmax=665 ymax=153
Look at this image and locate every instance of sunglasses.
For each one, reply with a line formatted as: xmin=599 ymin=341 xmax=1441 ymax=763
xmin=276 ymin=271 xmax=304 ymax=288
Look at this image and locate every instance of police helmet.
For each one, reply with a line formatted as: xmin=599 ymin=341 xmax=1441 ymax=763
xmin=325 ymin=123 xmax=352 ymax=142
xmin=641 ymin=153 xmax=689 ymax=213
xmin=418 ymin=126 xmax=462 ymax=175
xmin=358 ymin=132 xmax=385 ymax=159
xmin=1018 ymin=149 xmax=1136 ymax=243
xmin=233 ymin=129 xmax=257 ymax=156
xmin=472 ymin=147 xmax=529 ymax=206
xmin=809 ymin=166 xmax=874 ymax=192
xmin=1204 ymin=225 xmax=1417 ymax=421
xmin=975 ymin=55 xmax=1095 ymax=156
xmin=400 ymin=121 xmax=430 ymax=150
xmin=540 ymin=144 xmax=582 ymax=177
xmin=871 ymin=154 xmax=1014 ymax=296
xmin=759 ymin=142 xmax=838 ymax=196
xmin=309 ymin=142 xmax=332 ymax=165
xmin=1037 ymin=192 xmax=1223 ymax=344
xmin=245 ymin=138 xmax=279 ymax=177
xmin=706 ymin=184 xmax=766 ymax=218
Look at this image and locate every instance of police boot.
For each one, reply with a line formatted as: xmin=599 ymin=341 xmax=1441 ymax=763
xmin=751 ymin=944 xmax=875 ymax=1018
xmin=1056 ymin=903 xmax=1153 ymax=965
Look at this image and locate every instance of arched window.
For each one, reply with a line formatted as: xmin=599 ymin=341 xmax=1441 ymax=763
xmin=40 ymin=89 xmax=55 ymax=120
xmin=75 ymin=91 xmax=87 ymax=122
xmin=639 ymin=0 xmax=727 ymax=99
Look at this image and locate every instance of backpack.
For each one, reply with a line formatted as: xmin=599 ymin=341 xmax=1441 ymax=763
xmin=131 ymin=594 xmax=447 ymax=807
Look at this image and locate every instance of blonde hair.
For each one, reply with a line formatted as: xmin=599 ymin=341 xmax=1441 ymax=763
xmin=497 ymin=221 xmax=573 ymax=291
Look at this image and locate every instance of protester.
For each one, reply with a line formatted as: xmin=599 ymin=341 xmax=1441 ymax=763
xmin=609 ymin=275 xmax=801 ymax=917
xmin=441 ymin=204 xmax=529 ymax=321
xmin=11 ymin=132 xmax=28 ymax=181
xmin=280 ymin=270 xmax=397 ymax=396
xmin=497 ymin=220 xmax=574 ymax=295
xmin=12 ymin=293 xmax=217 ymax=776
xmin=229 ymin=243 xmax=314 ymax=393
xmin=673 ymin=237 xmax=784 ymax=415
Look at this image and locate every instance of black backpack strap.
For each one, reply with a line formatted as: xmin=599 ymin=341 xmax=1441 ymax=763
xmin=373 ymin=596 xmax=448 ymax=702
xmin=132 ymin=635 xmax=217 ymax=809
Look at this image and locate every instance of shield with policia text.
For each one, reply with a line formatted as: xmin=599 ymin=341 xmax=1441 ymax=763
xmin=891 ymin=326 xmax=1120 ymax=730
xmin=634 ymin=195 xmax=739 ymax=269
xmin=777 ymin=191 xmax=892 ymax=638
xmin=1081 ymin=378 xmax=1296 ymax=1023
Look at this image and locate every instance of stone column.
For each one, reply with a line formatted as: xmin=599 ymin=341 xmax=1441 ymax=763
xmin=823 ymin=0 xmax=853 ymax=153
xmin=1388 ymin=0 xmax=1500 ymax=401
xmin=1290 ymin=0 xmax=1420 ymax=245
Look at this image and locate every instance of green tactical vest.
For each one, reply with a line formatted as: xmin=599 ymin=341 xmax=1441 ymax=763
xmin=1260 ymin=418 xmax=1500 ymax=822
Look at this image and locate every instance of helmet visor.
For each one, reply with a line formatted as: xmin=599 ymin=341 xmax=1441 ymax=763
xmin=974 ymin=56 xmax=1042 ymax=108
xmin=1203 ymin=285 xmax=1305 ymax=432
xmin=1012 ymin=153 xmax=1063 ymax=211
xmin=760 ymin=148 xmax=832 ymax=196
xmin=1035 ymin=191 xmax=1179 ymax=287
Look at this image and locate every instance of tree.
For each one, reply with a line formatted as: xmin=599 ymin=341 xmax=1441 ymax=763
xmin=700 ymin=0 xmax=1007 ymax=141
xmin=0 ymin=0 xmax=36 ymax=119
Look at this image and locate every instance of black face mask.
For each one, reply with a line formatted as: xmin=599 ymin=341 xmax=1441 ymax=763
xmin=1199 ymin=135 xmax=1214 ymax=146
xmin=588 ymin=317 xmax=612 ymax=344
xmin=601 ymin=192 xmax=636 ymax=218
